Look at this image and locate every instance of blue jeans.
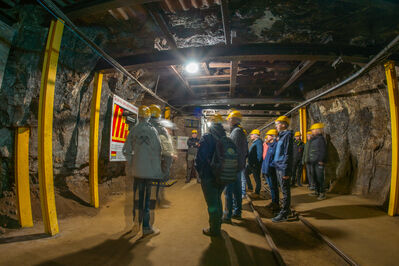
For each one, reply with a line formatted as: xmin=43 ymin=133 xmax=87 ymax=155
xmin=240 ymin=170 xmax=246 ymax=196
xmin=224 ymin=172 xmax=242 ymax=219
xmin=276 ymin=170 xmax=291 ymax=216
xmin=134 ymin=179 xmax=152 ymax=229
xmin=201 ymin=176 xmax=225 ymax=234
xmin=264 ymin=171 xmax=279 ymax=204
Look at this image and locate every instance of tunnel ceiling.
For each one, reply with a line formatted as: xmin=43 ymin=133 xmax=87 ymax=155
xmin=2 ymin=0 xmax=399 ymax=130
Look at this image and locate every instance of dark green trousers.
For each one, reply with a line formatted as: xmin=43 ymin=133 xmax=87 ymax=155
xmin=200 ymin=177 xmax=225 ymax=234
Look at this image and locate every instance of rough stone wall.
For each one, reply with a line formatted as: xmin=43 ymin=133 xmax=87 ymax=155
xmin=291 ymin=66 xmax=395 ymax=205
xmin=0 ymin=6 xmax=155 ymax=196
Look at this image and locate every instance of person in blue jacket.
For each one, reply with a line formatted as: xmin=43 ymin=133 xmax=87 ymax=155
xmin=195 ymin=114 xmax=226 ymax=237
xmin=272 ymin=116 xmax=294 ymax=222
xmin=261 ymin=129 xmax=280 ymax=212
xmin=245 ymin=129 xmax=263 ymax=197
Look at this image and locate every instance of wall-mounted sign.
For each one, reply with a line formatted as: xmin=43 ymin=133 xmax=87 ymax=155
xmin=109 ymin=95 xmax=138 ymax=162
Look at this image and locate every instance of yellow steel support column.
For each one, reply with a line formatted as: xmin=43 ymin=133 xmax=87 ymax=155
xmin=165 ymin=107 xmax=171 ymax=120
xmin=38 ymin=20 xmax=64 ymax=235
xmin=14 ymin=127 xmax=33 ymax=227
xmin=385 ymin=61 xmax=399 ymax=216
xmin=89 ymin=72 xmax=103 ymax=208
xmin=299 ymin=107 xmax=307 ymax=184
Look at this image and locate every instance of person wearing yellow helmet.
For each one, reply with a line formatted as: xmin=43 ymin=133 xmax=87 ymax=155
xmin=245 ymin=128 xmax=263 ymax=198
xmin=308 ymin=123 xmax=327 ymax=200
xmin=223 ymin=110 xmax=248 ymax=223
xmin=292 ymin=131 xmax=305 ymax=187
xmin=302 ymin=131 xmax=315 ymax=191
xmin=272 ymin=115 xmax=294 ymax=223
xmin=186 ymin=129 xmax=200 ymax=183
xmin=195 ymin=114 xmax=227 ymax=236
xmin=260 ymin=128 xmax=280 ymax=212
xmin=122 ymin=105 xmax=163 ymax=237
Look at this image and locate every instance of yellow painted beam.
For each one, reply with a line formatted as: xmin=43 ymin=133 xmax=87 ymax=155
xmin=14 ymin=127 xmax=33 ymax=227
xmin=299 ymin=107 xmax=307 ymax=184
xmin=385 ymin=60 xmax=399 ymax=216
xmin=90 ymin=72 xmax=103 ymax=208
xmin=164 ymin=107 xmax=171 ymax=120
xmin=38 ymin=20 xmax=64 ymax=235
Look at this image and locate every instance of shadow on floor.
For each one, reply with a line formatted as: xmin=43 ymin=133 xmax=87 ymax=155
xmin=0 ymin=233 xmax=50 ymax=244
xmin=36 ymin=231 xmax=151 ymax=266
xmin=291 ymin=192 xmax=338 ymax=204
xmin=55 ymin=178 xmax=91 ymax=207
xmin=300 ymin=204 xmax=385 ymax=220
xmin=199 ymin=232 xmax=277 ymax=266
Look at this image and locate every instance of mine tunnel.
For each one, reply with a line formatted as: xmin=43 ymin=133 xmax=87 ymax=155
xmin=1 ymin=0 xmax=399 ymax=265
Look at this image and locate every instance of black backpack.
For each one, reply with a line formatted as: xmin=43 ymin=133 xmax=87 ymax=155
xmin=210 ymin=135 xmax=239 ymax=185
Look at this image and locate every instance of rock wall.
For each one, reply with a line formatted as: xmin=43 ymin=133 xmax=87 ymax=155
xmin=0 ymin=6 xmax=155 ymax=196
xmin=291 ymin=66 xmax=395 ymax=206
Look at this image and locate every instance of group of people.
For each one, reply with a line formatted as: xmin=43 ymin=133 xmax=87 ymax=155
xmin=195 ymin=110 xmax=328 ymax=237
xmin=123 ymin=105 xmax=327 ymax=239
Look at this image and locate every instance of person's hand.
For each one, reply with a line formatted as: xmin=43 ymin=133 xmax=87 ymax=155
xmin=318 ymin=162 xmax=324 ymax=165
xmin=283 ymin=176 xmax=289 ymax=180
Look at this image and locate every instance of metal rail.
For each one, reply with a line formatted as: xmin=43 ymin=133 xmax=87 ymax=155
xmin=246 ymin=195 xmax=286 ymax=266
xmin=262 ymin=185 xmax=359 ymax=266
xmin=259 ymin=33 xmax=399 ymax=131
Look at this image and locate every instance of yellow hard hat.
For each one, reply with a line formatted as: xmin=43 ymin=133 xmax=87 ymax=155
xmin=210 ymin=114 xmax=224 ymax=124
xmin=226 ymin=110 xmax=242 ymax=120
xmin=309 ymin=123 xmax=325 ymax=130
xmin=243 ymin=129 xmax=248 ymax=135
xmin=275 ymin=116 xmax=290 ymax=125
xmin=294 ymin=131 xmax=301 ymax=137
xmin=138 ymin=105 xmax=151 ymax=118
xmin=192 ymin=129 xmax=198 ymax=134
xmin=307 ymin=131 xmax=312 ymax=135
xmin=266 ymin=129 xmax=277 ymax=136
xmin=149 ymin=104 xmax=161 ymax=118
xmin=250 ymin=129 xmax=260 ymax=135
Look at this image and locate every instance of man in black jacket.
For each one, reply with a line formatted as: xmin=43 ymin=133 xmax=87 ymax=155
xmin=292 ymin=131 xmax=304 ymax=187
xmin=308 ymin=123 xmax=327 ymax=200
xmin=186 ymin=129 xmax=200 ymax=183
xmin=223 ymin=110 xmax=248 ymax=223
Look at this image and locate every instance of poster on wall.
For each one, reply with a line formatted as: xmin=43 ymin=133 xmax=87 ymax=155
xmin=109 ymin=95 xmax=138 ymax=162
xmin=177 ymin=136 xmax=189 ymax=150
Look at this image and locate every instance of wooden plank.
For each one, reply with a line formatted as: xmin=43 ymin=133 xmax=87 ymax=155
xmin=65 ymin=0 xmax=160 ymax=18
xmin=191 ymin=84 xmax=230 ymax=89
xmin=170 ymin=97 xmax=302 ymax=106
xmin=170 ymin=65 xmax=195 ymax=95
xmin=95 ymin=43 xmax=392 ymax=71
xmin=275 ymin=60 xmax=316 ymax=95
xmin=186 ymin=74 xmax=230 ymax=81
xmin=15 ymin=127 xmax=33 ymax=228
xmin=89 ymin=72 xmax=103 ymax=208
xmin=38 ymin=19 xmax=64 ymax=236
xmin=229 ymin=60 xmax=238 ymax=97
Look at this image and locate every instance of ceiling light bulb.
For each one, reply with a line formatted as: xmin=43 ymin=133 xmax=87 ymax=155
xmin=185 ymin=62 xmax=199 ymax=74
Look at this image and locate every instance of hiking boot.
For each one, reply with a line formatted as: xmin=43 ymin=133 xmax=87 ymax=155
xmin=185 ymin=179 xmax=190 ymax=183
xmin=309 ymin=186 xmax=315 ymax=191
xmin=317 ymin=193 xmax=326 ymax=200
xmin=272 ymin=213 xmax=288 ymax=223
xmin=308 ymin=191 xmax=319 ymax=197
xmin=142 ymin=227 xmax=160 ymax=237
xmin=203 ymin=228 xmax=221 ymax=237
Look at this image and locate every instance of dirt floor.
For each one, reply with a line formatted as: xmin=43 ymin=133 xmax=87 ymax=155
xmin=0 ymin=177 xmax=399 ymax=266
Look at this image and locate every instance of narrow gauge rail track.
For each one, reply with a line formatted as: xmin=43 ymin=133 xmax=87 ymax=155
xmin=247 ymin=187 xmax=359 ymax=266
